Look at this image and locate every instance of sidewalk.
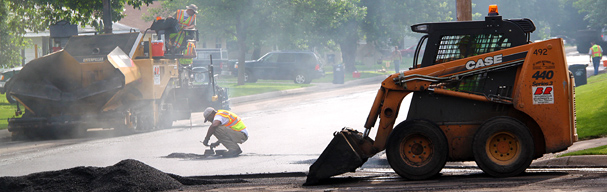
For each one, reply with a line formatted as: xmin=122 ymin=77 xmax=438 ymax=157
xmin=446 ymin=137 xmax=607 ymax=168
xmin=531 ymin=137 xmax=607 ymax=167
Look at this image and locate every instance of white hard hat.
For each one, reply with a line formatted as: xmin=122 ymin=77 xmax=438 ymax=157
xmin=203 ymin=107 xmax=215 ymax=122
xmin=186 ymin=4 xmax=198 ymax=14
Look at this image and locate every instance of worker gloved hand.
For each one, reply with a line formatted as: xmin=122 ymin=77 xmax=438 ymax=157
xmin=202 ymin=138 xmax=210 ymax=146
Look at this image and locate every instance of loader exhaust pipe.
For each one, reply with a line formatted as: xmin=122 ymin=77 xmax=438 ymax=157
xmin=304 ymin=128 xmax=374 ymax=185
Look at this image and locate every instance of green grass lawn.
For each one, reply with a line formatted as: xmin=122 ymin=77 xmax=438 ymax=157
xmin=558 ymin=73 xmax=607 ymax=156
xmin=559 ymin=145 xmax=607 ymax=157
xmin=0 ymin=94 xmax=23 ymax=130
xmin=572 ymin=73 xmax=607 ymax=140
xmin=215 ymin=66 xmax=389 ymax=97
xmin=217 ymin=81 xmax=313 ymax=97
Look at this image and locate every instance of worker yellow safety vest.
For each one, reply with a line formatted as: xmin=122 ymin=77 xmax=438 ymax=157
xmin=176 ymin=9 xmax=196 ymax=29
xmin=591 ymin=44 xmax=602 ymax=58
xmin=217 ymin=110 xmax=246 ymax=131
xmin=185 ymin=42 xmax=196 ymax=56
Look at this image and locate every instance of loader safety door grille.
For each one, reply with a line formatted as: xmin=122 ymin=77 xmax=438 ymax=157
xmin=435 ymin=34 xmax=511 ymax=64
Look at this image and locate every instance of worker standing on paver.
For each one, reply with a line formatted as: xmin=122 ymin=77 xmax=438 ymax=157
xmin=202 ymin=107 xmax=248 ymax=157
xmin=589 ymin=41 xmax=603 ymax=75
xmin=168 ymin=4 xmax=197 ymax=51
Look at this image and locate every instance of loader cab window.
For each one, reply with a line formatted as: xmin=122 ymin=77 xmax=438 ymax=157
xmin=434 ymin=34 xmax=510 ymax=64
xmin=412 ymin=35 xmax=428 ymax=69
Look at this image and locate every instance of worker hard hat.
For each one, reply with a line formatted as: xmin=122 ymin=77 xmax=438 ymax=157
xmin=203 ymin=107 xmax=216 ymax=122
xmin=186 ymin=4 xmax=198 ymax=14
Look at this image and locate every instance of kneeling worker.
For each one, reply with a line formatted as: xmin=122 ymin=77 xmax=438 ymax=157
xmin=202 ymin=107 xmax=248 ymax=157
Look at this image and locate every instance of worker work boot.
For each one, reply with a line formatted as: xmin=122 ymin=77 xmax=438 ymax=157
xmin=222 ymin=148 xmax=242 ymax=158
xmin=210 ymin=141 xmax=220 ymax=148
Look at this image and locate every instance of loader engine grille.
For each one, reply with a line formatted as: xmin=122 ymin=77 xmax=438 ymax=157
xmin=435 ymin=34 xmax=511 ymax=64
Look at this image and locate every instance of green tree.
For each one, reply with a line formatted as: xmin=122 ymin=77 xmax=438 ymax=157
xmin=0 ymin=0 xmax=153 ymax=68
xmin=161 ymin=0 xmax=289 ymax=85
xmin=361 ymin=0 xmax=452 ymax=63
xmin=470 ymin=0 xmax=586 ymax=40
xmin=291 ymin=0 xmax=366 ymax=72
xmin=574 ymin=0 xmax=607 ymax=29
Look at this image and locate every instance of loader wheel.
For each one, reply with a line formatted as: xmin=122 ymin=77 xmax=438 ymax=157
xmin=137 ymin=114 xmax=154 ymax=131
xmin=386 ymin=119 xmax=448 ymax=180
xmin=157 ymin=113 xmax=173 ymax=129
xmin=473 ymin=117 xmax=534 ymax=177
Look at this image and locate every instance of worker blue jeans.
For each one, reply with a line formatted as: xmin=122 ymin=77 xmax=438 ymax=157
xmin=393 ymin=60 xmax=400 ymax=73
xmin=592 ymin=57 xmax=601 ymax=75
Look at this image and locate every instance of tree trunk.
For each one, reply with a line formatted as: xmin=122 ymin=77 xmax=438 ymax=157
xmin=340 ymin=41 xmax=357 ymax=73
xmin=236 ymin=14 xmax=248 ymax=85
xmin=456 ymin=0 xmax=472 ymax=21
xmin=340 ymin=21 xmax=359 ymax=73
xmin=102 ymin=0 xmax=112 ymax=34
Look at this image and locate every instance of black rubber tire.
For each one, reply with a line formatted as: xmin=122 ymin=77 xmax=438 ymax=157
xmin=138 ymin=113 xmax=154 ymax=131
xmin=294 ymin=72 xmax=311 ymax=84
xmin=6 ymin=92 xmax=16 ymax=104
xmin=473 ymin=117 xmax=534 ymax=177
xmin=244 ymin=71 xmax=257 ymax=83
xmin=157 ymin=114 xmax=173 ymax=129
xmin=386 ymin=119 xmax=448 ymax=180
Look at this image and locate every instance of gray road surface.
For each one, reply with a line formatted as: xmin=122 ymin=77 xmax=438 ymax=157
xmin=0 ymin=78 xmax=402 ymax=177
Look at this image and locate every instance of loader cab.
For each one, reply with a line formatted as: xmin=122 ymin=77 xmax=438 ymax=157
xmin=410 ymin=8 xmax=535 ymax=69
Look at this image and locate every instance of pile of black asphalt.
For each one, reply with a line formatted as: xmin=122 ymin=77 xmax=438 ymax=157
xmin=0 ymin=159 xmax=245 ymax=191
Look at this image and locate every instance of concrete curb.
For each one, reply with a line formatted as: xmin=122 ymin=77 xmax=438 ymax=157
xmin=229 ymin=75 xmax=388 ymax=105
xmin=531 ymin=155 xmax=607 ymax=168
xmin=445 ymin=137 xmax=607 ymax=168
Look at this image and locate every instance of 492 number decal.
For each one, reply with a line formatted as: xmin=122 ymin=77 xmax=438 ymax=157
xmin=532 ymin=70 xmax=554 ymax=80
xmin=533 ymin=48 xmax=548 ymax=55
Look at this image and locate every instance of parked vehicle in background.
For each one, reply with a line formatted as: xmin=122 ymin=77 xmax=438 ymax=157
xmin=0 ymin=67 xmax=22 ymax=104
xmin=576 ymin=29 xmax=607 ymax=53
xmin=193 ymin=48 xmax=235 ymax=75
xmin=236 ymin=51 xmax=325 ymax=84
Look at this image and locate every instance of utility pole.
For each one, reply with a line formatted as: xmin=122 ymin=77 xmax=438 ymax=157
xmin=456 ymin=0 xmax=472 ymax=21
xmin=103 ymin=0 xmax=113 ymax=34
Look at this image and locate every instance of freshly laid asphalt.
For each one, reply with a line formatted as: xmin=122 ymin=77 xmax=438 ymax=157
xmin=1 ymin=69 xmax=607 ymax=169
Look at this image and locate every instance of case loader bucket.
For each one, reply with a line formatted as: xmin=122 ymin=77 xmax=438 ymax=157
xmin=305 ymin=128 xmax=373 ymax=185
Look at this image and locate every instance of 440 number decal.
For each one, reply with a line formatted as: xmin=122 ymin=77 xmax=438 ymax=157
xmin=532 ymin=70 xmax=554 ymax=80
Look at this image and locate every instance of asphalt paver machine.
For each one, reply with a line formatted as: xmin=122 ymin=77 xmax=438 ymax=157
xmin=7 ymin=20 xmax=229 ymax=139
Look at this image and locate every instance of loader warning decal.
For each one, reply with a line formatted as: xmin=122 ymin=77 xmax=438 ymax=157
xmin=533 ymin=86 xmax=554 ymax=104
xmin=154 ymin=65 xmax=161 ymax=85
xmin=532 ymin=60 xmax=556 ymax=70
